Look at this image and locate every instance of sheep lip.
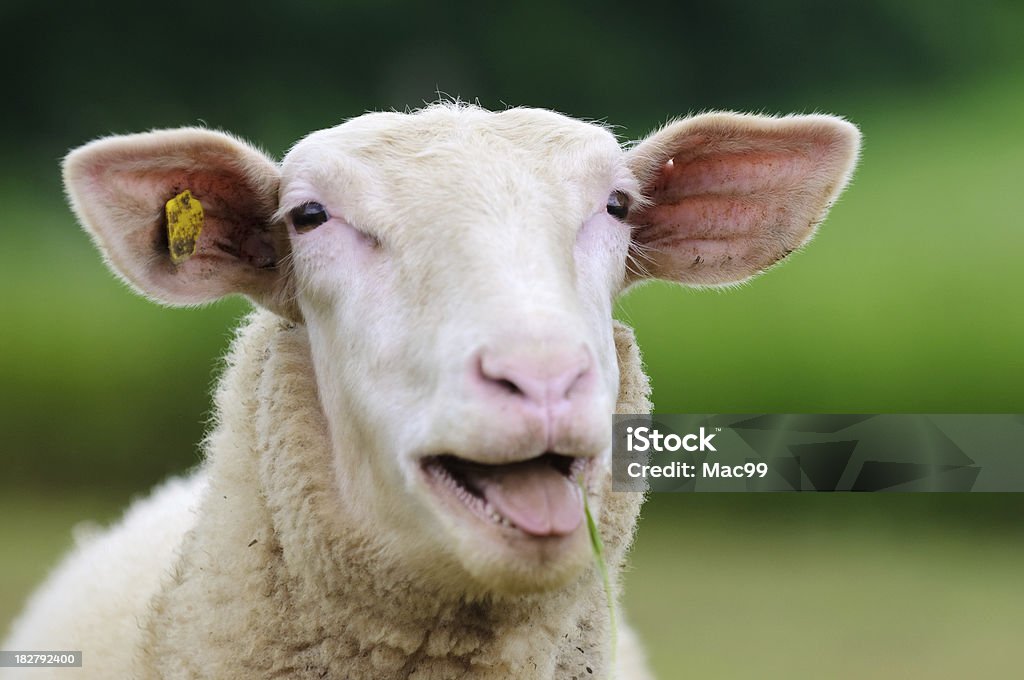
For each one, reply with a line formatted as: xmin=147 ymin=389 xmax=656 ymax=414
xmin=420 ymin=453 xmax=590 ymax=538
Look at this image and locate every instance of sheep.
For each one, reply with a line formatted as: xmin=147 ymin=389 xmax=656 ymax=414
xmin=2 ymin=104 xmax=859 ymax=679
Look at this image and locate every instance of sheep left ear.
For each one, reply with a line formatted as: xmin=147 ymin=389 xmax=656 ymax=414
xmin=64 ymin=128 xmax=298 ymax=318
xmin=624 ymin=112 xmax=860 ymax=286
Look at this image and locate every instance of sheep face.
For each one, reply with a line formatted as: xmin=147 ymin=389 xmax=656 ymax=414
xmin=280 ymin=107 xmax=635 ymax=593
xmin=64 ymin=105 xmax=859 ymax=595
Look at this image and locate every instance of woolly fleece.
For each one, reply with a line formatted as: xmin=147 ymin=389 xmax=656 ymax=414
xmin=2 ymin=312 xmax=652 ymax=680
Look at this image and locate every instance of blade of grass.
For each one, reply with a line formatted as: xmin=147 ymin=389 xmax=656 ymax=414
xmin=579 ymin=475 xmax=617 ymax=666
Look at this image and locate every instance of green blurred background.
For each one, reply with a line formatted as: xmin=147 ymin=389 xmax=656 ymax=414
xmin=1 ymin=1 xmax=1022 ymax=676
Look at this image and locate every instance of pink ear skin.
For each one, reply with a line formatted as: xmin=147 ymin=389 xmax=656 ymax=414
xmin=63 ymin=128 xmax=298 ymax=318
xmin=625 ymin=113 xmax=861 ymax=287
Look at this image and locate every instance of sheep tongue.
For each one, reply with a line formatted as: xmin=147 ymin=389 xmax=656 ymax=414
xmin=466 ymin=459 xmax=584 ymax=537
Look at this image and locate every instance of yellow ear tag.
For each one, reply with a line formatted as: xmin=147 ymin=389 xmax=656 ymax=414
xmin=165 ymin=190 xmax=205 ymax=265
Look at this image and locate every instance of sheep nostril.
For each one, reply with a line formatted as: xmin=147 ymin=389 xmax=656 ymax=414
xmin=495 ymin=378 xmax=524 ymax=396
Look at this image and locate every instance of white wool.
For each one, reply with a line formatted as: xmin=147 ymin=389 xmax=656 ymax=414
xmin=2 ymin=314 xmax=652 ymax=679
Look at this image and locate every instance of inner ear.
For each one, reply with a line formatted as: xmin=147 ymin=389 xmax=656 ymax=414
xmin=65 ymin=128 xmax=297 ymax=318
xmin=624 ymin=112 xmax=860 ymax=287
xmin=155 ymin=171 xmax=281 ymax=269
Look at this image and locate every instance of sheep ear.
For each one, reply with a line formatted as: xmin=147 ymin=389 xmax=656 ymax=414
xmin=624 ymin=112 xmax=860 ymax=286
xmin=64 ymin=128 xmax=296 ymax=315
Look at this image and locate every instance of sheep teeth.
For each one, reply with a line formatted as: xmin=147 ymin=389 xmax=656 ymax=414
xmin=427 ymin=461 xmax=518 ymax=530
xmin=483 ymin=502 xmax=516 ymax=529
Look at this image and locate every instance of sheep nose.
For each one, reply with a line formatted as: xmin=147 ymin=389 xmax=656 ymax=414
xmin=475 ymin=345 xmax=596 ymax=417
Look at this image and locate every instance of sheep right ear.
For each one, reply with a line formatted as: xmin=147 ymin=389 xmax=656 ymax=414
xmin=64 ymin=128 xmax=296 ymax=316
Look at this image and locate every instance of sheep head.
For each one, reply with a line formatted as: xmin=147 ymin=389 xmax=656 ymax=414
xmin=64 ymin=105 xmax=859 ymax=595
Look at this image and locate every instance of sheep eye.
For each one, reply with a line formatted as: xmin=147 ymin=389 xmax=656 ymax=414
xmin=606 ymin=190 xmax=630 ymax=220
xmin=289 ymin=202 xmax=330 ymax=232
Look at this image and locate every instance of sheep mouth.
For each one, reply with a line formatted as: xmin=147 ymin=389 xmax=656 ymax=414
xmin=421 ymin=453 xmax=589 ymax=538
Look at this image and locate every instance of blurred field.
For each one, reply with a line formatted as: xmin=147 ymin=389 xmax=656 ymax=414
xmin=0 ymin=49 xmax=1022 ymax=680
xmin=629 ymin=495 xmax=1024 ymax=678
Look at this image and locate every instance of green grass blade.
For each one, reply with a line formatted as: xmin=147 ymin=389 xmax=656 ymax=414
xmin=579 ymin=475 xmax=617 ymax=667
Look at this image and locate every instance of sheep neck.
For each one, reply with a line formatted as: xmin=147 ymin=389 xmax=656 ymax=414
xmin=141 ymin=309 xmax=649 ymax=679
